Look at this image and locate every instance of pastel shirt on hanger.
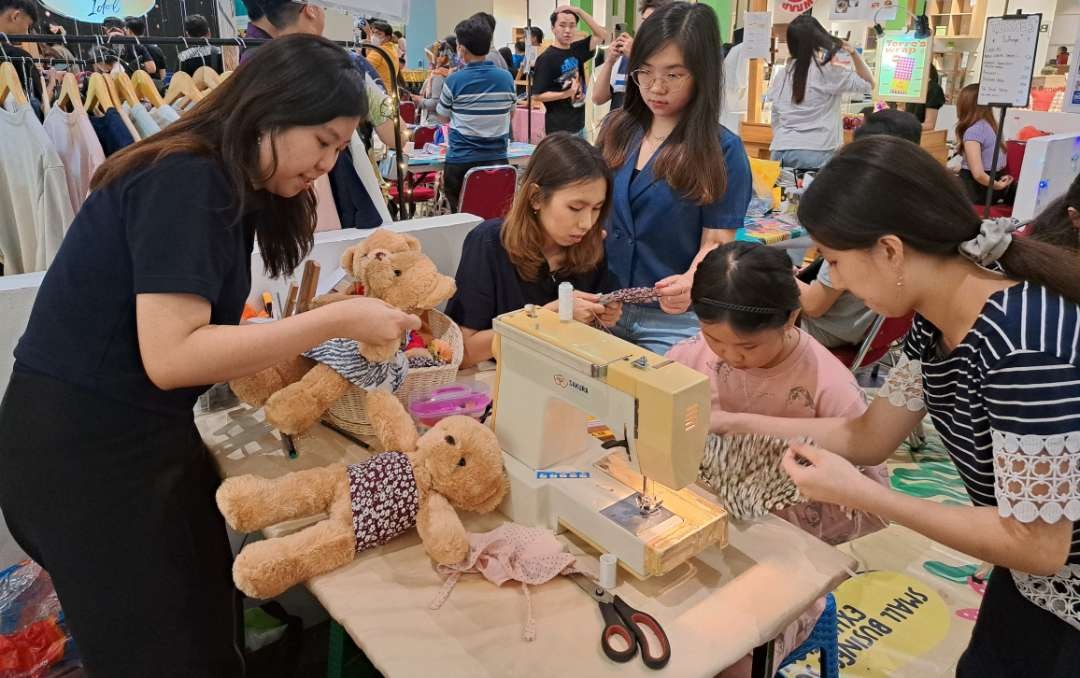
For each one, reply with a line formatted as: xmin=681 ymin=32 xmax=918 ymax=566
xmin=150 ymin=104 xmax=181 ymax=128
xmin=122 ymin=102 xmax=161 ymax=139
xmin=41 ymin=105 xmax=106 ymax=216
xmin=604 ymin=125 xmax=753 ymax=291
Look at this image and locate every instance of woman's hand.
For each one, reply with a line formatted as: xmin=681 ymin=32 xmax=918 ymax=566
xmin=993 ymin=175 xmax=1014 ymax=191
xmin=654 ymin=274 xmax=692 ymax=315
xmin=544 ymin=291 xmax=607 ymax=324
xmin=780 ymin=442 xmax=879 ymax=508
xmin=325 ymin=296 xmax=421 ymax=346
xmin=596 ymin=300 xmax=622 ymax=327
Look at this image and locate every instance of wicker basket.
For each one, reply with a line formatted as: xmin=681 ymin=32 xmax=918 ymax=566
xmin=322 ymin=309 xmax=464 ymax=439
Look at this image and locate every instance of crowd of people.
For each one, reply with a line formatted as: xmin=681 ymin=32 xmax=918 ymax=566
xmin=0 ymin=0 xmax=1079 ymax=676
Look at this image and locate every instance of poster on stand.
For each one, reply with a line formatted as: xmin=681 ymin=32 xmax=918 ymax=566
xmin=744 ymin=12 xmax=773 ymax=59
xmin=1065 ymin=30 xmax=1080 ymax=113
xmin=875 ymin=32 xmax=933 ymax=103
xmin=977 ymin=13 xmax=1041 ymax=108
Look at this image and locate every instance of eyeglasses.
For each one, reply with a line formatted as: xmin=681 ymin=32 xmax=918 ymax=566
xmin=630 ymin=69 xmax=692 ymax=92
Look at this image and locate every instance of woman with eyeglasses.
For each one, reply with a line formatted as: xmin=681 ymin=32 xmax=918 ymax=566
xmin=766 ymin=14 xmax=874 ymax=171
xmin=595 ymin=1 xmax=752 ymax=354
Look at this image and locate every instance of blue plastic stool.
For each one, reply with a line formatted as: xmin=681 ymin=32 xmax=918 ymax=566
xmin=775 ymin=592 xmax=839 ymax=678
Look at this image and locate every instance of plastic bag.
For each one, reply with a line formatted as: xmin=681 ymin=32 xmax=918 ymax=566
xmin=0 ymin=561 xmax=79 ymax=678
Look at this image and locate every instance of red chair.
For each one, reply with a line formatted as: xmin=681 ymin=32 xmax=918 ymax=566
xmin=458 ymin=165 xmax=518 ymax=218
xmin=399 ymin=100 xmax=417 ymax=125
xmin=1005 ymin=140 xmax=1027 ymax=179
xmin=829 ymin=312 xmax=915 ymax=373
xmin=412 ymin=125 xmax=439 ymax=149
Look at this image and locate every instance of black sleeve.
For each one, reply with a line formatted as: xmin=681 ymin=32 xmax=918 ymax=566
xmin=125 ymin=156 xmax=238 ymax=303
xmin=927 ymin=82 xmax=946 ymax=110
xmin=444 ymin=224 xmax=500 ymax=332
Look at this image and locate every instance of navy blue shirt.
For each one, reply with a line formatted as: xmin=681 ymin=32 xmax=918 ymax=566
xmin=437 ymin=62 xmax=516 ymax=164
xmin=445 ymin=219 xmax=617 ymax=331
xmin=605 ymin=125 xmax=752 ymax=290
xmin=15 ymin=154 xmax=256 ymax=416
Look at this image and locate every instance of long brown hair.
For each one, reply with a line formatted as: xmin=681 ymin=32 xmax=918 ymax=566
xmin=596 ymin=1 xmax=727 ymax=205
xmin=954 ymin=83 xmax=1001 ymax=151
xmin=799 ymin=136 xmax=1080 ymax=303
xmin=91 ymin=34 xmax=367 ymax=278
xmin=502 ymin=132 xmax=612 ymax=281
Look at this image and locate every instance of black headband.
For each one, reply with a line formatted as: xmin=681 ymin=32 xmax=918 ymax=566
xmin=697 ymin=297 xmax=784 ymax=315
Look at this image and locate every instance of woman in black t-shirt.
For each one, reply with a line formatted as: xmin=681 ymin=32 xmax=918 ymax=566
xmin=0 ymin=36 xmax=418 ymax=678
xmin=446 ymin=132 xmax=620 ymax=367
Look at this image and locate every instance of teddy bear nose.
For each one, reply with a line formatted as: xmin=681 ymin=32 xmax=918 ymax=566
xmin=457 ymin=457 xmax=466 ymax=467
xmin=373 ymin=251 xmax=387 ymax=261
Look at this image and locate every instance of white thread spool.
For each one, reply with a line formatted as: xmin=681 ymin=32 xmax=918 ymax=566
xmin=558 ymin=282 xmax=574 ymax=322
xmin=599 ymin=553 xmax=617 ymax=590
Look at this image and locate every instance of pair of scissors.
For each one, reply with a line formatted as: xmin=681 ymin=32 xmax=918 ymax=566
xmin=571 ymin=574 xmax=671 ymax=669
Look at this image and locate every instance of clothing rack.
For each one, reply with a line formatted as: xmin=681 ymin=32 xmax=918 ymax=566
xmin=1 ymin=32 xmax=410 ymax=215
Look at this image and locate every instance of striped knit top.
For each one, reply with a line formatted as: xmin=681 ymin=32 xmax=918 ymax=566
xmin=882 ymin=282 xmax=1080 ymax=630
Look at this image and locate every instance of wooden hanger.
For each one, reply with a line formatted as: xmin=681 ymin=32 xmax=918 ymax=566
xmin=131 ymin=69 xmax=163 ymax=107
xmin=0 ymin=61 xmax=28 ymax=106
xmin=55 ymin=72 xmax=83 ymax=112
xmin=192 ymin=65 xmax=221 ymax=92
xmin=84 ymin=72 xmax=115 ymax=115
xmin=163 ymin=71 xmax=204 ymax=106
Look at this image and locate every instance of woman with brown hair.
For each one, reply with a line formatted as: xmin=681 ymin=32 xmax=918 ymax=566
xmin=445 ymin=132 xmax=621 ymax=367
xmin=596 ymin=1 xmax=752 ymax=355
xmin=955 ymin=83 xmax=1015 ymax=204
xmin=0 ymin=35 xmax=419 ymax=677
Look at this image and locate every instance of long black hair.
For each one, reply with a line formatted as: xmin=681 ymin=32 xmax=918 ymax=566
xmin=92 ymin=34 xmax=367 ymax=278
xmin=596 ymin=1 xmax=727 ymax=205
xmin=691 ymin=242 xmax=801 ymax=333
xmin=785 ymin=14 xmax=842 ymax=104
xmin=798 ymin=136 xmax=1080 ymax=303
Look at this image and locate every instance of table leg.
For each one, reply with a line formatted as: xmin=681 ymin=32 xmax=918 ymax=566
xmin=750 ymin=640 xmax=776 ymax=678
xmin=327 ymin=620 xmax=382 ymax=678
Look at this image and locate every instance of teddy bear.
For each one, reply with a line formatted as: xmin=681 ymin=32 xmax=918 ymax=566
xmin=229 ymin=229 xmax=456 ymax=435
xmin=216 ymin=390 xmax=509 ymax=599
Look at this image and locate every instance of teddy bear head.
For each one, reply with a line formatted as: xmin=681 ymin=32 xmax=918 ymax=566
xmin=340 ymin=229 xmax=421 ymax=280
xmin=361 ymin=249 xmax=456 ymax=313
xmin=414 ymin=415 xmax=507 ymax=514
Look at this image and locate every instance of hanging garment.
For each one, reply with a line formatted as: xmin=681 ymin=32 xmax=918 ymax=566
xmin=0 ymin=101 xmax=75 ymax=274
xmin=328 ymin=132 xmax=392 ymax=229
xmin=42 ymin=106 xmax=106 ymax=216
xmin=114 ymin=103 xmax=141 ymax=143
xmin=122 ymin=102 xmax=161 ymax=139
xmin=149 ymin=104 xmax=180 ymax=129
xmin=90 ymin=109 xmax=135 ymax=157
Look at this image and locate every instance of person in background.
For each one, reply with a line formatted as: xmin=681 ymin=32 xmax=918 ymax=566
xmin=102 ymin=16 xmax=155 ymax=76
xmin=669 ymin=242 xmax=888 ymax=676
xmin=955 ymin=83 xmax=1014 ymax=205
xmin=721 ymin=27 xmax=749 ymax=134
xmin=239 ymin=0 xmax=325 ymax=64
xmin=411 ymin=46 xmax=449 ymax=121
xmin=596 ymin=2 xmax=752 ymax=354
xmin=498 ymin=45 xmax=514 ymax=76
xmin=394 ymin=29 xmax=406 ymax=60
xmin=531 ymin=4 xmax=609 ymax=136
xmin=1057 ymin=46 xmax=1070 ymax=66
xmin=88 ymin=44 xmax=120 ymax=74
xmin=430 ymin=14 xmax=516 ymax=210
xmin=124 ymin=16 xmax=166 ymax=79
xmin=714 ymin=135 xmax=1080 ymax=675
xmin=1027 ymin=172 xmax=1080 ymax=252
xmin=178 ymin=13 xmax=223 ymax=76
xmin=0 ymin=35 xmax=419 ymax=678
xmin=446 ymin=133 xmax=620 ymax=367
xmin=767 ymin=14 xmax=873 ymax=170
xmin=517 ymin=26 xmax=544 ymax=82
xmin=0 ymin=0 xmax=42 ymax=103
xmin=364 ymin=19 xmax=399 ymax=89
xmin=512 ymin=40 xmax=525 ymax=72
xmin=592 ymin=0 xmax=671 ymax=112
xmin=471 ymin=12 xmax=510 ymax=72
xmin=905 ymin=64 xmax=944 ymax=130
xmin=853 ymin=107 xmax=921 ymax=144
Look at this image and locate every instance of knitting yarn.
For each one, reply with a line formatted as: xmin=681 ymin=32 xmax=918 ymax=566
xmin=596 ymin=286 xmax=661 ymax=306
xmin=698 ymin=433 xmax=809 ymax=519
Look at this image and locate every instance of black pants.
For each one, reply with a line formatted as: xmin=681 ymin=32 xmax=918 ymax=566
xmin=443 ymin=157 xmax=507 ymax=213
xmin=956 ymin=567 xmax=1080 ymax=676
xmin=0 ymin=369 xmax=244 ymax=678
xmin=959 ymin=168 xmax=1016 ymax=206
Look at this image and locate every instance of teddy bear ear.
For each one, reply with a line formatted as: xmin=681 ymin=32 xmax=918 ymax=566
xmin=402 ymin=233 xmax=422 ymax=251
xmin=419 ymin=274 xmax=457 ymax=310
xmin=340 ymin=246 xmax=359 ymax=272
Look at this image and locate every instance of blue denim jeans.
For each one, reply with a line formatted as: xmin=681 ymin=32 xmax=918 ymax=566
xmin=611 ymin=305 xmax=700 ymax=356
xmin=770 ymin=149 xmax=834 ymax=171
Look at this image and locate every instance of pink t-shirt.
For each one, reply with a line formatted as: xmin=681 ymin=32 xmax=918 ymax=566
xmin=667 ymin=329 xmax=889 ymax=545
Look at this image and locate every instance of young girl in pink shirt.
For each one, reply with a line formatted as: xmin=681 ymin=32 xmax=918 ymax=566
xmin=667 ymin=242 xmax=889 ymax=675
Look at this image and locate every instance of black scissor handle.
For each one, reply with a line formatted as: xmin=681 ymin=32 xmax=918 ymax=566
xmin=599 ymin=601 xmax=638 ymax=663
xmin=613 ymin=596 xmax=671 ymax=670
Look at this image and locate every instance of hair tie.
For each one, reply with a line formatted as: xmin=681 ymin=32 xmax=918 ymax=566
xmin=697 ymin=297 xmax=783 ymax=315
xmin=959 ymin=218 xmax=1019 ymax=267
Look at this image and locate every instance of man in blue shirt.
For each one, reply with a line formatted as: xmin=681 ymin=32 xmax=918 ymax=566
xmin=432 ymin=15 xmax=516 ymax=211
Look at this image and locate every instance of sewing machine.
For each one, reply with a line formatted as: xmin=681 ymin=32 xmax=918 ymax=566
xmin=491 ymin=306 xmax=728 ymax=579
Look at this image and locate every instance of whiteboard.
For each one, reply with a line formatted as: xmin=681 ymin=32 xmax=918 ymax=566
xmin=977 ymin=13 xmax=1041 ymax=108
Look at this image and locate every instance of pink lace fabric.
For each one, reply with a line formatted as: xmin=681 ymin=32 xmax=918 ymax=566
xmin=429 ymin=523 xmax=595 ymax=641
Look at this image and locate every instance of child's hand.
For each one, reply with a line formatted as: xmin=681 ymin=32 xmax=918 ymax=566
xmin=654 ymin=274 xmax=692 ymax=315
xmin=781 ymin=442 xmax=878 ymax=508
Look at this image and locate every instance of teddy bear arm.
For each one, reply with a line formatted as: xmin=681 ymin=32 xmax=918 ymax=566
xmin=416 ymin=492 xmax=469 ymax=565
xmin=358 ymin=339 xmax=401 ymax=364
xmin=364 ymin=390 xmax=419 ymax=452
xmin=215 ymin=465 xmax=348 ymax=533
xmin=231 ymin=517 xmax=355 ymax=599
xmin=230 ymin=356 xmax=315 ymax=408
xmin=264 ymin=363 xmax=351 ymax=435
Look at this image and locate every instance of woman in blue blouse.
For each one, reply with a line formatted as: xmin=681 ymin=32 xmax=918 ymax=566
xmin=595 ymin=1 xmax=752 ymax=355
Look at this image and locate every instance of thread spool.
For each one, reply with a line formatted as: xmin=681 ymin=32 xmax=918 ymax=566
xmin=599 ymin=553 xmax=617 ymax=590
xmin=558 ymin=282 xmax=573 ymax=322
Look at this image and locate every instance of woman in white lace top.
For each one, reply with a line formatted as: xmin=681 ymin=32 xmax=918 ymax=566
xmin=714 ymin=136 xmax=1080 ymax=675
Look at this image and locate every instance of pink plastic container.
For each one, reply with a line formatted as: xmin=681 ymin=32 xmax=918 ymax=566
xmin=408 ymin=384 xmax=491 ymax=431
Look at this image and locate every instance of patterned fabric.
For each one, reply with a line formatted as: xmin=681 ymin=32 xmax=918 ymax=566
xmin=699 ymin=433 xmax=806 ymax=519
xmin=597 ymin=286 xmax=661 ymax=306
xmin=346 ymin=452 xmax=420 ymax=552
xmin=302 ymin=339 xmax=409 ymax=390
xmin=430 ymin=523 xmax=593 ymax=641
